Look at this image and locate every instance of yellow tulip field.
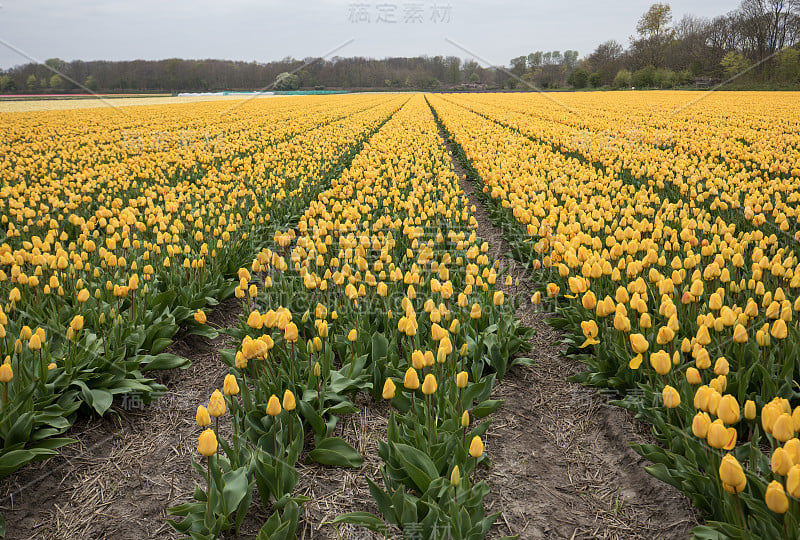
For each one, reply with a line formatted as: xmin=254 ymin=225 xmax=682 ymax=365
xmin=1 ymin=90 xmax=799 ymax=538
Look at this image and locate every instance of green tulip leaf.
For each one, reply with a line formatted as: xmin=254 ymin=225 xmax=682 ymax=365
xmin=308 ymin=437 xmax=363 ymax=467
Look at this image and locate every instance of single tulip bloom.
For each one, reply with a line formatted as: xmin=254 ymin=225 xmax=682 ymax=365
xmin=282 ymin=389 xmax=296 ymax=411
xmin=713 ymin=357 xmax=729 ymax=376
xmin=456 ymin=371 xmax=468 ymax=388
xmin=223 ymin=374 xmax=240 ymax=396
xmin=765 ymin=481 xmax=789 ymax=513
xmin=771 ymin=319 xmax=788 ymax=340
xmin=773 ymin=413 xmax=795 ymax=442
xmin=411 ymin=350 xmax=425 ymax=370
xmin=686 ymin=367 xmax=702 ymax=385
xmin=630 ymin=333 xmax=649 ymax=354
xmin=421 ymin=374 xmax=437 ymax=395
xmin=194 ymin=310 xmax=207 ymax=324
xmin=772 ymin=447 xmax=793 ymax=476
xmin=450 ymin=465 xmax=460 ymax=487
xmin=469 ymin=435 xmax=484 ymax=458
xmin=266 ymin=394 xmax=282 ymax=416
xmin=707 ymin=419 xmax=736 ymax=450
xmin=717 ymin=395 xmax=740 ymax=425
xmin=470 ymin=303 xmax=482 ymax=319
xmin=70 ymin=315 xmax=85 ymax=332
xmin=404 ymin=367 xmax=420 ymax=390
xmin=198 ymin=428 xmax=218 ymax=456
xmin=650 ymin=350 xmax=671 ymax=375
xmin=207 ymin=389 xmax=226 ymax=417
xmin=348 ymin=329 xmax=358 ymax=342
xmin=382 ymin=378 xmax=396 ymax=400
xmin=732 ymin=324 xmax=748 ymax=343
xmin=0 ymin=363 xmax=12 ymax=383
xmin=692 ymin=412 xmax=711 ymax=438
xmin=662 ymin=385 xmax=680 ymax=408
xmin=787 ymin=464 xmax=800 ymax=497
xmin=742 ymin=399 xmax=755 ymax=420
xmin=763 ymin=402 xmax=782 ymax=433
xmin=246 ymin=311 xmax=263 ymax=329
xmin=196 ymin=404 xmax=212 ymax=427
xmin=656 ymin=326 xmax=674 ymax=345
xmin=629 ymin=353 xmax=643 ymax=370
xmin=493 ymin=291 xmax=504 ymax=306
xmin=28 ymin=334 xmax=42 ymax=351
xmin=284 ymin=322 xmax=299 ymax=343
xmin=718 ymin=453 xmax=746 ymax=493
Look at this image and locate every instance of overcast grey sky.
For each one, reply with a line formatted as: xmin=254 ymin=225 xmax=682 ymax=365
xmin=0 ymin=0 xmax=739 ymax=70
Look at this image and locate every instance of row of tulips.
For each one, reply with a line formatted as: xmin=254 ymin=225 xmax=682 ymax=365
xmin=174 ymin=96 xmax=532 ymax=539
xmin=428 ymin=92 xmax=800 ymax=539
xmin=0 ymin=95 xmax=408 ymax=537
xmin=443 ymin=91 xmax=800 ymax=239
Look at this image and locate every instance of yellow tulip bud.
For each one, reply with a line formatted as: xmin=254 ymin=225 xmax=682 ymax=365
xmin=197 ymin=428 xmax=218 ymax=457
xmin=266 ymin=394 xmax=282 ymax=416
xmin=207 ymin=389 xmax=226 ymax=417
xmin=382 ymin=378 xmax=396 ymax=400
xmin=421 ymin=374 xmax=437 ymax=395
xmin=787 ymin=465 xmax=800 ymax=497
xmin=493 ymin=291 xmax=504 ymax=306
xmin=744 ymin=400 xmax=756 ymax=420
xmin=773 ymin=413 xmax=795 ymax=442
xmin=713 ymin=357 xmax=729 ymax=376
xmin=223 ymin=374 xmax=240 ymax=396
xmin=450 ymin=465 xmax=460 ymax=487
xmin=692 ymin=411 xmax=711 ymax=438
xmin=0 ymin=363 xmax=13 ymax=383
xmin=717 ymin=395 xmax=740 ymax=425
xmin=686 ymin=367 xmax=702 ymax=385
xmin=470 ymin=303 xmax=481 ymax=319
xmin=765 ymin=481 xmax=789 ymax=513
xmin=630 ymin=333 xmax=649 ymax=354
xmin=468 ymin=435 xmax=484 ymax=458
xmin=196 ymin=405 xmax=211 ymax=427
xmin=650 ymin=350 xmax=671 ymax=375
xmin=284 ymin=322 xmax=299 ymax=343
xmin=404 ymin=368 xmax=420 ymax=390
xmin=718 ymin=453 xmax=746 ymax=494
xmin=282 ymin=389 xmax=296 ymax=411
xmin=772 ymin=447 xmax=793 ymax=476
xmin=708 ymin=419 xmax=736 ymax=449
xmin=456 ymin=371 xmax=468 ymax=388
xmin=662 ymin=385 xmax=680 ymax=408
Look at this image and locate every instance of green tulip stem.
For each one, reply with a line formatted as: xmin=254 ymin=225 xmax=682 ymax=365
xmin=733 ymin=492 xmax=746 ymax=532
xmin=347 ymin=341 xmax=355 ymax=379
xmin=231 ymin=398 xmax=240 ymax=464
xmin=291 ymin=344 xmax=297 ymax=387
xmin=783 ymin=513 xmax=790 ymax=540
xmin=426 ymin=395 xmax=432 ymax=453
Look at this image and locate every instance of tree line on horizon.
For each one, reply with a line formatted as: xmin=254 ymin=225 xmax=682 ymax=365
xmin=0 ymin=0 xmax=798 ymax=94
